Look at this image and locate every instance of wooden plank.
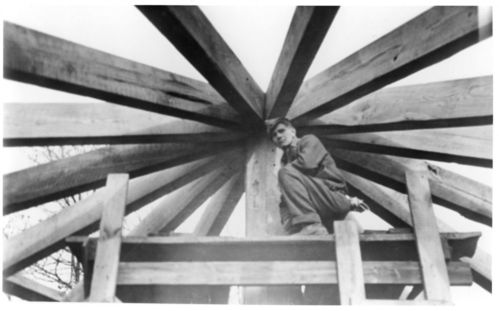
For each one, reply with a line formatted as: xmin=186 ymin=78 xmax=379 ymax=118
xmin=88 ymin=174 xmax=129 ymax=302
xmin=3 ymin=103 xmax=246 ymax=146
xmin=4 ymin=140 xmax=240 ymax=214
xmin=3 ymin=272 xmax=64 ymax=301
xmin=288 ymin=7 xmax=492 ymax=123
xmin=359 ymin=299 xmax=452 ymax=305
xmin=327 ymin=146 xmax=492 ymax=226
xmin=114 ymin=261 xmax=470 ymax=286
xmin=299 ymin=76 xmax=492 ymax=133
xmin=138 ymin=6 xmax=264 ymax=126
xmin=406 ymin=166 xmax=452 ymax=301
xmin=62 ymin=282 xmax=85 ymax=302
xmin=334 ymin=220 xmax=366 ymax=304
xmin=266 ymin=6 xmax=338 ymax=118
xmin=67 ymin=232 xmax=479 ymax=264
xmin=193 ymin=172 xmax=244 ymax=236
xmin=343 ymin=171 xmax=491 ymax=292
xmin=3 ymin=22 xmax=241 ymax=129
xmin=129 ymin=164 xmax=241 ymax=236
xmin=320 ymin=126 xmax=492 ymax=167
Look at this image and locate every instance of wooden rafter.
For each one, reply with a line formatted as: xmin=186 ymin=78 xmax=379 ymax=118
xmin=326 ymin=146 xmax=492 ymax=226
xmin=265 ymin=6 xmax=338 ymax=118
xmin=3 ymin=103 xmax=247 ymax=146
xmin=115 ymin=261 xmax=471 ymax=286
xmin=3 ymin=272 xmax=64 ymax=301
xmin=138 ymin=6 xmax=265 ymax=126
xmin=193 ymin=172 xmax=244 ymax=236
xmin=299 ymin=76 xmax=492 ymax=134
xmin=3 ymin=22 xmax=241 ymax=129
xmin=320 ymin=126 xmax=492 ymax=167
xmin=4 ymin=141 xmax=241 ymax=214
xmin=342 ymin=171 xmax=491 ymax=292
xmin=288 ymin=6 xmax=492 ymax=123
xmin=129 ymin=162 xmax=241 ymax=236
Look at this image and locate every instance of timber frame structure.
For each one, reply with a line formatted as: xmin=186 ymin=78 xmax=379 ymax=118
xmin=2 ymin=6 xmax=492 ymax=305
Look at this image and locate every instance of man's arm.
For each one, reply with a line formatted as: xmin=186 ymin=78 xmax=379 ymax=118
xmin=290 ymin=135 xmax=328 ymax=170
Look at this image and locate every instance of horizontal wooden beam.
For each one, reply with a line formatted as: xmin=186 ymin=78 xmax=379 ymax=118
xmin=4 ymin=141 xmax=240 ymax=214
xmin=3 ymin=273 xmax=64 ymax=301
xmin=327 ymin=146 xmax=492 ymax=226
xmin=138 ymin=6 xmax=265 ymax=127
xmin=266 ymin=6 xmax=338 ymax=118
xmin=288 ymin=7 xmax=492 ymax=123
xmin=67 ymin=232 xmax=479 ymax=263
xmin=299 ymin=76 xmax=492 ymax=134
xmin=193 ymin=172 xmax=244 ymax=236
xmin=3 ymin=103 xmax=246 ymax=146
xmin=320 ymin=126 xmax=492 ymax=167
xmin=115 ymin=261 xmax=471 ymax=286
xmin=342 ymin=171 xmax=491 ymax=292
xmin=3 ymin=22 xmax=241 ymax=129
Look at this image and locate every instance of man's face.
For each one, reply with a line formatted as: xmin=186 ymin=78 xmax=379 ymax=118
xmin=272 ymin=123 xmax=296 ymax=149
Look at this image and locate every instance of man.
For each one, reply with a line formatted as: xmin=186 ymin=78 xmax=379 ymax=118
xmin=269 ymin=117 xmax=367 ymax=235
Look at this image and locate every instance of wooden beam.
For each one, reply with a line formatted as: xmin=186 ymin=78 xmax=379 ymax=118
xmin=288 ymin=7 xmax=492 ymax=123
xmin=138 ymin=6 xmax=265 ymax=126
xmin=406 ymin=166 xmax=452 ymax=301
xmin=67 ymin=232 xmax=479 ymax=264
xmin=343 ymin=171 xmax=491 ymax=292
xmin=334 ymin=220 xmax=366 ymax=304
xmin=3 ymin=22 xmax=241 ymax=129
xmin=326 ymin=146 xmax=492 ymax=226
xmin=88 ymin=174 xmax=129 ymax=302
xmin=129 ymin=163 xmax=241 ymax=236
xmin=3 ymin=103 xmax=246 ymax=146
xmin=114 ymin=261 xmax=471 ymax=286
xmin=3 ymin=272 xmax=64 ymax=301
xmin=320 ymin=126 xmax=492 ymax=167
xmin=265 ymin=6 xmax=338 ymax=118
xmin=62 ymin=282 xmax=85 ymax=302
xmin=299 ymin=76 xmax=492 ymax=133
xmin=4 ymin=140 xmax=239 ymax=214
xmin=193 ymin=172 xmax=244 ymax=236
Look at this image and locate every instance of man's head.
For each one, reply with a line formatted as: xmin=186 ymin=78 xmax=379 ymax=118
xmin=268 ymin=118 xmax=297 ymax=149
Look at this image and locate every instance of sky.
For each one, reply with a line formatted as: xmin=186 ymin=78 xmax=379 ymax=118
xmin=0 ymin=1 xmax=496 ymax=307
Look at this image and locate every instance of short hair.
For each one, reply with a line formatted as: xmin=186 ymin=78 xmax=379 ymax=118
xmin=267 ymin=117 xmax=294 ymax=137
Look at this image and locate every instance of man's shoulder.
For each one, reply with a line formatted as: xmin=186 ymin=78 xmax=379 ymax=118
xmin=298 ymin=134 xmax=321 ymax=145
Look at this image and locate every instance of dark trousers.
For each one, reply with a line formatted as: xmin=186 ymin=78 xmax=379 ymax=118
xmin=278 ymin=165 xmax=350 ymax=233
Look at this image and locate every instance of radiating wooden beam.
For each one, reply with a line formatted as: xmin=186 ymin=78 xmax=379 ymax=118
xmin=115 ymin=261 xmax=471 ymax=286
xmin=335 ymin=220 xmax=366 ymax=304
xmin=320 ymin=126 xmax=492 ymax=167
xmin=129 ymin=164 xmax=241 ymax=236
xmin=343 ymin=171 xmax=491 ymax=292
xmin=3 ymin=272 xmax=64 ymax=301
xmin=138 ymin=6 xmax=265 ymax=126
xmin=193 ymin=172 xmax=244 ymax=236
xmin=3 ymin=103 xmax=246 ymax=146
xmin=406 ymin=166 xmax=452 ymax=301
xmin=3 ymin=22 xmax=241 ymax=129
xmin=288 ymin=7 xmax=492 ymax=123
xmin=326 ymin=146 xmax=492 ymax=226
xmin=4 ymin=140 xmax=239 ymax=214
xmin=88 ymin=174 xmax=128 ymax=302
xmin=299 ymin=76 xmax=492 ymax=133
xmin=67 ymin=232 xmax=480 ymax=264
xmin=3 ymin=174 xmax=129 ymax=275
xmin=266 ymin=6 xmax=338 ymax=118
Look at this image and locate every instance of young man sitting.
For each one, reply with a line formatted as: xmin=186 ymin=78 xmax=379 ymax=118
xmin=269 ymin=118 xmax=368 ymax=235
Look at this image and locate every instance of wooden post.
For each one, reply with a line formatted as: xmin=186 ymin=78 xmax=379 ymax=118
xmin=406 ymin=165 xmax=452 ymax=302
xmin=243 ymin=135 xmax=301 ymax=304
xmin=334 ymin=220 xmax=366 ymax=305
xmin=88 ymin=174 xmax=129 ymax=302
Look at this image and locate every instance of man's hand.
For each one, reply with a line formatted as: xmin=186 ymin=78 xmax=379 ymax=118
xmin=345 ymin=195 xmax=370 ymax=213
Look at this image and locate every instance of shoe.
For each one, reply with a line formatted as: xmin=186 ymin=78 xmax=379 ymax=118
xmin=293 ymin=223 xmax=329 ymax=235
xmin=348 ymin=196 xmax=370 ymax=213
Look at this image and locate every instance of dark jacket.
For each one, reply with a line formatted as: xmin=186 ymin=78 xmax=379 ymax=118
xmin=281 ymin=134 xmax=347 ymax=192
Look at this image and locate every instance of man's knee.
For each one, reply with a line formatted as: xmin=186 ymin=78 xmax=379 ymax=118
xmin=278 ymin=165 xmax=301 ymax=185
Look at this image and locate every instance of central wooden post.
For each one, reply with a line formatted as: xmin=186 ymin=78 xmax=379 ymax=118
xmin=244 ymin=134 xmax=302 ymax=304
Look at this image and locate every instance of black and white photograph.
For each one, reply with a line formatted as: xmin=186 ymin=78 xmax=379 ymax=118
xmin=1 ymin=0 xmax=495 ymax=308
